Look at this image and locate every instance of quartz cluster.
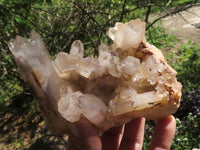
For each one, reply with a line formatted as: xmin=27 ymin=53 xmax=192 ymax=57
xmin=9 ymin=19 xmax=182 ymax=133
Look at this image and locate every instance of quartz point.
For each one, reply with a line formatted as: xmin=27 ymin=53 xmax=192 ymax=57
xmin=9 ymin=19 xmax=182 ymax=134
xmin=69 ymin=40 xmax=84 ymax=58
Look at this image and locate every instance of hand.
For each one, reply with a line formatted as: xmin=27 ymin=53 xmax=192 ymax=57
xmin=67 ymin=115 xmax=176 ymax=150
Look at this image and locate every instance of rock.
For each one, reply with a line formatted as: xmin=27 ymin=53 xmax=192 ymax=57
xmin=9 ymin=19 xmax=182 ymax=134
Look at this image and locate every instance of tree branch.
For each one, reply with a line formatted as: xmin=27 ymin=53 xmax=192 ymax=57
xmin=145 ymin=0 xmax=152 ymax=23
xmin=120 ymin=0 xmax=127 ymax=22
xmin=146 ymin=3 xmax=199 ymax=30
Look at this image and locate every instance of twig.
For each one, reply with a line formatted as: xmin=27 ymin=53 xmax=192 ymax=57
xmin=148 ymin=27 xmax=154 ymax=44
xmin=104 ymin=6 xmax=139 ymax=27
xmin=60 ymin=22 xmax=84 ymax=52
xmin=25 ymin=0 xmax=32 ymax=18
xmin=120 ymin=0 xmax=127 ymax=22
xmin=178 ymin=12 xmax=200 ymax=29
xmin=73 ymin=1 xmax=102 ymax=29
xmin=146 ymin=3 xmax=198 ymax=30
xmin=166 ymin=0 xmax=172 ymax=7
xmin=145 ymin=0 xmax=152 ymax=23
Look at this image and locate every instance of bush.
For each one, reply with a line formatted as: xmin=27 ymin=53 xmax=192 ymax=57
xmin=172 ymin=113 xmax=200 ymax=149
xmin=146 ymin=22 xmax=178 ymax=50
xmin=143 ymin=113 xmax=200 ymax=150
xmin=175 ymin=89 xmax=200 ymax=119
xmin=167 ymin=41 xmax=200 ymax=90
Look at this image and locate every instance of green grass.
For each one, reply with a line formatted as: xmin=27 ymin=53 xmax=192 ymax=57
xmin=167 ymin=40 xmax=200 ymax=90
xmin=143 ymin=113 xmax=200 ymax=149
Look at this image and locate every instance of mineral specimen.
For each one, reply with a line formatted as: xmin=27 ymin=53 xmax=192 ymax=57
xmin=9 ymin=19 xmax=182 ymax=134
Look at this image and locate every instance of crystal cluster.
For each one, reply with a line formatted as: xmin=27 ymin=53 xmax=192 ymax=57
xmin=9 ymin=19 xmax=182 ymax=133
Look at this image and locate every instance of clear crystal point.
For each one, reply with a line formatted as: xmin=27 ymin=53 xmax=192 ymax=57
xmin=70 ymin=40 xmax=84 ymax=58
xmin=113 ymin=19 xmax=146 ymax=50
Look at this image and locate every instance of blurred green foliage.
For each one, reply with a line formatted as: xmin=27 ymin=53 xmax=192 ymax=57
xmin=144 ymin=112 xmax=200 ymax=149
xmin=167 ymin=41 xmax=200 ymax=89
xmin=0 ymin=0 xmax=200 ymax=149
xmin=173 ymin=113 xmax=200 ymax=149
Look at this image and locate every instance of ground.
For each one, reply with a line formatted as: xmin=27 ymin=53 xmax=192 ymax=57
xmin=161 ymin=5 xmax=200 ymax=43
xmin=0 ymin=94 xmax=68 ymax=150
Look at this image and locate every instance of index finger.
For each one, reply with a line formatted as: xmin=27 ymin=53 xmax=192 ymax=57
xmin=68 ymin=117 xmax=101 ymax=150
xmin=119 ymin=117 xmax=146 ymax=150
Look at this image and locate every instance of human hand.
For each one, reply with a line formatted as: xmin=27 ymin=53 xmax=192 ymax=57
xmin=67 ymin=115 xmax=176 ymax=150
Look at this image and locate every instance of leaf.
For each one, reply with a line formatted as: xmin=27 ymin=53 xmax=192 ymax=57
xmin=15 ymin=17 xmax=25 ymax=24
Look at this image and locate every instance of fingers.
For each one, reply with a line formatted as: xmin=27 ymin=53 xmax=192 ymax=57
xmin=68 ymin=117 xmax=101 ymax=150
xmin=67 ymin=115 xmax=176 ymax=150
xmin=101 ymin=125 xmax=124 ymax=150
xmin=119 ymin=117 xmax=146 ymax=150
xmin=149 ymin=115 xmax=176 ymax=150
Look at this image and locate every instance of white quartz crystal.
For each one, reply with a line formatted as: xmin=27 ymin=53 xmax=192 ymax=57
xmin=110 ymin=91 xmax=157 ymax=116
xmin=109 ymin=19 xmax=146 ymax=50
xmin=54 ymin=52 xmax=77 ymax=73
xmin=58 ymin=92 xmax=108 ymax=126
xmin=9 ymin=19 xmax=182 ymax=133
xmin=75 ymin=57 xmax=101 ymax=78
xmin=78 ymin=94 xmax=108 ymax=126
xmin=58 ymin=92 xmax=83 ymax=122
xmin=98 ymin=44 xmax=112 ymax=68
xmin=69 ymin=40 xmax=84 ymax=58
xmin=121 ymin=56 xmax=140 ymax=75
xmin=108 ymin=22 xmax=123 ymax=40
xmin=115 ymin=86 xmax=137 ymax=99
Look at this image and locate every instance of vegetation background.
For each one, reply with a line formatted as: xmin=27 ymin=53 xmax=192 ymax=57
xmin=0 ymin=0 xmax=200 ymax=149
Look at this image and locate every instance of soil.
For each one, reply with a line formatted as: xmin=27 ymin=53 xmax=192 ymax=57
xmin=0 ymin=95 xmax=68 ymax=150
